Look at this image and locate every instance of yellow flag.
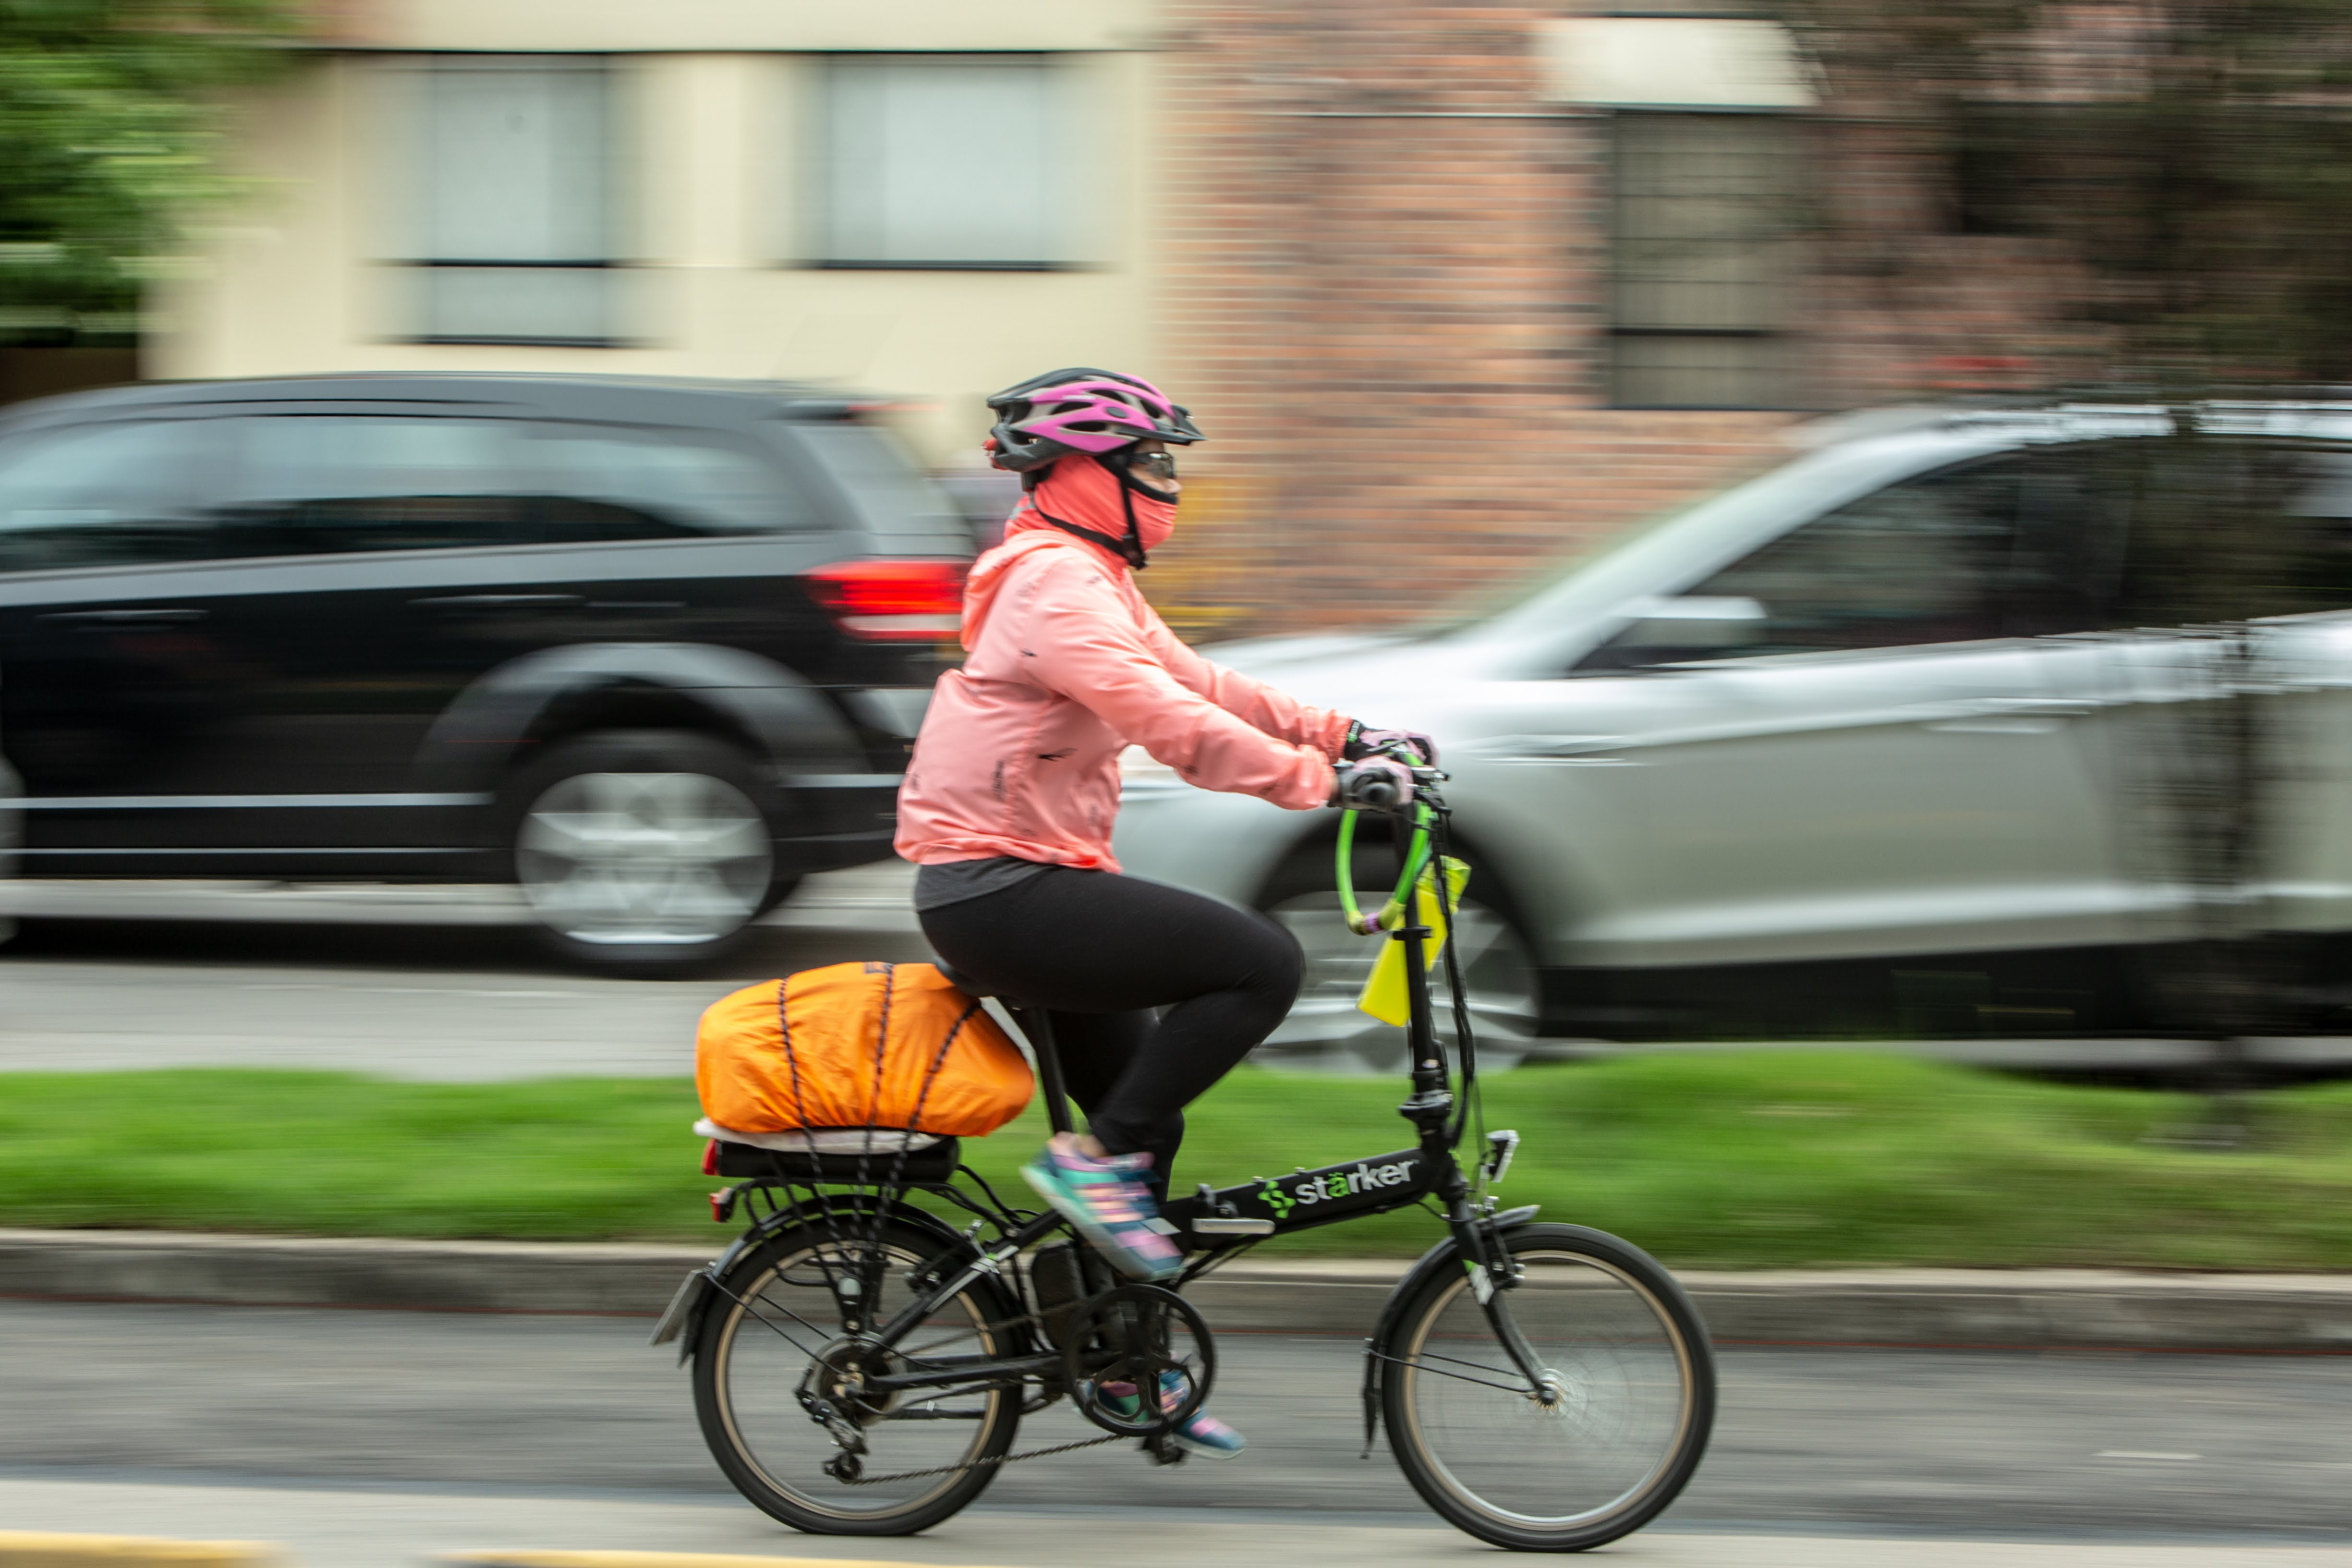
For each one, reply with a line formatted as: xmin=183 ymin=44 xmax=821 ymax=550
xmin=1356 ymin=856 xmax=1472 ymax=1026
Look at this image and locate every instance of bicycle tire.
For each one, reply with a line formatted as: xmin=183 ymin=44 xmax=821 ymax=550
xmin=1378 ymin=1222 xmax=1715 ymax=1551
xmin=692 ymin=1216 xmax=1023 ymax=1535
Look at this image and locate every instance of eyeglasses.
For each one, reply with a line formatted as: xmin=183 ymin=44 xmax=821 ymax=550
xmin=1129 ymin=449 xmax=1178 ymax=479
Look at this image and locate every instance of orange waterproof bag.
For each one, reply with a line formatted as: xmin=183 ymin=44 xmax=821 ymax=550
xmin=696 ymin=961 xmax=1033 ymax=1141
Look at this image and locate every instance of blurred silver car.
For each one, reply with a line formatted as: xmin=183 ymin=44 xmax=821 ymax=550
xmin=1114 ymin=403 xmax=2352 ymax=1068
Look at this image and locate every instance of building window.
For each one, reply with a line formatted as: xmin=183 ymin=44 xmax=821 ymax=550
xmin=403 ymin=59 xmax=618 ymax=345
xmin=816 ymin=56 xmax=1064 ymax=269
xmin=1611 ymin=112 xmax=1800 ymax=409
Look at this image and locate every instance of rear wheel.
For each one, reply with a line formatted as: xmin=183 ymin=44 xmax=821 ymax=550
xmin=691 ymin=1218 xmax=1022 ymax=1535
xmin=503 ymin=729 xmax=792 ymax=974
xmin=1379 ymin=1223 xmax=1715 ymax=1551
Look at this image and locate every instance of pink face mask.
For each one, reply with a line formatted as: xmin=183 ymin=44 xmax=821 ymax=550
xmin=1018 ymin=451 xmax=1177 ymax=566
xmin=1130 ymin=482 xmax=1177 ymax=554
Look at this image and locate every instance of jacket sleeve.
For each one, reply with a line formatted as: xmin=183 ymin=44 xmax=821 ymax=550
xmin=1020 ymin=555 xmax=1337 ymax=810
xmin=1142 ymin=612 xmax=1354 ymax=760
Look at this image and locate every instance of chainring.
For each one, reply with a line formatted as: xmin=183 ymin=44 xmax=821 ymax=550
xmin=1058 ymin=1282 xmax=1216 ymax=1438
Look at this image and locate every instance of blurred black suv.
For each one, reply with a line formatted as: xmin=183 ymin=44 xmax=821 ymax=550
xmin=0 ymin=374 xmax=971 ymax=971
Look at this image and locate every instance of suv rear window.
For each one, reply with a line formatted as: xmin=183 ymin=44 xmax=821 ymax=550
xmin=791 ymin=421 xmax=962 ymax=541
xmin=525 ymin=422 xmax=817 ymax=541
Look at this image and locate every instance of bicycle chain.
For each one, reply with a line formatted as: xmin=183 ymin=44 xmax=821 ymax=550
xmin=832 ymin=1257 xmax=1186 ymax=1484
xmin=837 ymin=1429 xmax=1125 ymax=1486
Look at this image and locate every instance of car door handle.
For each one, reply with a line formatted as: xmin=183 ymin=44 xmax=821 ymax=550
xmin=36 ymin=607 xmax=208 ymax=626
xmin=1467 ymin=734 xmax=1637 ymax=765
xmin=409 ymin=594 xmax=584 ymax=610
xmin=1923 ymin=697 xmax=2094 ymax=733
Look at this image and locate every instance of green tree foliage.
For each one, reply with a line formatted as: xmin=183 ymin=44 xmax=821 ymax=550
xmin=1785 ymin=0 xmax=2352 ymax=388
xmin=0 ymin=0 xmax=297 ymax=333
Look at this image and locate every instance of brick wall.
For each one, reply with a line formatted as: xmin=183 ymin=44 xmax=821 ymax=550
xmin=1148 ymin=2 xmax=2085 ymax=636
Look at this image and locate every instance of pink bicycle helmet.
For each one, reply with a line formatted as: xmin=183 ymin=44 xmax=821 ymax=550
xmin=985 ymin=367 xmax=1204 ymax=473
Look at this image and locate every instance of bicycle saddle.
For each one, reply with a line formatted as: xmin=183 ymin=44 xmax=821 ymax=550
xmin=936 ymin=959 xmax=1034 ymax=1010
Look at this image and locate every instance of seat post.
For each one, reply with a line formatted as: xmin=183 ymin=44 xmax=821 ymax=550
xmin=1011 ymin=1007 xmax=1076 ymax=1137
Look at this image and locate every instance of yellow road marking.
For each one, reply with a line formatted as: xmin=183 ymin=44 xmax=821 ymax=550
xmin=0 ymin=1534 xmax=279 ymax=1568
xmin=446 ymin=1556 xmax=1020 ymax=1568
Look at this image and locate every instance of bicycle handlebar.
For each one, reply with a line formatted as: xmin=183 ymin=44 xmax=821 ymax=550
xmin=1334 ymin=759 xmax=1444 ymax=936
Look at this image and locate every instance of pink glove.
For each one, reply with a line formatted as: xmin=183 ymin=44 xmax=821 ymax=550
xmin=1345 ymin=722 xmax=1437 ymax=766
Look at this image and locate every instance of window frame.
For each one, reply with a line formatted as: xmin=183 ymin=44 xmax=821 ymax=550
xmin=1608 ymin=108 xmax=1806 ymax=412
xmin=808 ymin=52 xmax=1076 ymax=273
xmin=392 ymin=54 xmax=628 ymax=349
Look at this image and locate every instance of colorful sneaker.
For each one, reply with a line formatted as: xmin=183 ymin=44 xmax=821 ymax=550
xmin=1020 ymin=1132 xmax=1183 ymax=1282
xmin=1091 ymin=1371 xmax=1246 ymax=1462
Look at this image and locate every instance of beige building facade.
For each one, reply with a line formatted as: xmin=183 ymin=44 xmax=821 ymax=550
xmin=156 ymin=0 xmax=1166 ymax=466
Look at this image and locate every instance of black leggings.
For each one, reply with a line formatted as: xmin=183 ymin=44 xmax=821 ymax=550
xmin=919 ymin=866 xmax=1303 ymax=1189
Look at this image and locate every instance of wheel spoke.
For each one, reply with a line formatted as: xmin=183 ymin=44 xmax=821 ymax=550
xmin=1383 ymin=1240 xmax=1711 ymax=1546
xmin=1260 ymin=886 xmax=1537 ymax=1068
xmin=701 ymin=1230 xmax=1015 ymax=1527
xmin=519 ymin=767 xmax=773 ymax=944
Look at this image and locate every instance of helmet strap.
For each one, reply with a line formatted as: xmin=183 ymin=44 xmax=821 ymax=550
xmin=1028 ymin=502 xmax=1147 ymax=570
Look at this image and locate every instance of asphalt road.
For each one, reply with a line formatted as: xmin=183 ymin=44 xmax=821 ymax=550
xmin=1 ymin=1298 xmax=2348 ymax=1556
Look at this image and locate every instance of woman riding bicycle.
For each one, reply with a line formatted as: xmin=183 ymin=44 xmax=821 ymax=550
xmin=895 ymin=369 xmax=1422 ymax=1453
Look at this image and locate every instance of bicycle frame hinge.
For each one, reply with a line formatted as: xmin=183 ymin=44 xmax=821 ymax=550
xmin=1481 ymin=1129 xmax=1520 ymax=1184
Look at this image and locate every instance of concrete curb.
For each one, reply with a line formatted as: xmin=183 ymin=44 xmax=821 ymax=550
xmin=0 ymin=1532 xmax=279 ymax=1568
xmin=3 ymin=1228 xmax=2348 ymax=1351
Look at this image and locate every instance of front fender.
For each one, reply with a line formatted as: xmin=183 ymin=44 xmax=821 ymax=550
xmin=1358 ymin=1204 xmax=1542 ymax=1454
xmin=415 ymin=643 xmax=866 ymax=797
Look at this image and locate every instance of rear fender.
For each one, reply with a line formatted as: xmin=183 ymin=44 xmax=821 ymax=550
xmin=658 ymin=1193 xmax=985 ymax=1366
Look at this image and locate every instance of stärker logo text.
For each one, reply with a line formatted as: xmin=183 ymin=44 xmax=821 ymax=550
xmin=1275 ymin=1157 xmax=1417 ymax=1210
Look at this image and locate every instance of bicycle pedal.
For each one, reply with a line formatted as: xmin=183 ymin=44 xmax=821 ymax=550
xmin=1140 ymin=1434 xmax=1188 ymax=1467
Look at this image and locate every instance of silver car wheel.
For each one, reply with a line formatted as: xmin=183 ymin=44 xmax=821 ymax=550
xmin=517 ymin=771 xmax=773 ymax=947
xmin=1262 ymin=891 xmax=1542 ymax=1073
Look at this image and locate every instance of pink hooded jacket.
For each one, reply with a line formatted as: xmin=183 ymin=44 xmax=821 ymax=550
xmin=895 ymin=457 xmax=1350 ymax=874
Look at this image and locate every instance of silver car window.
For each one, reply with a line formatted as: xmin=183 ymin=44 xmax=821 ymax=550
xmin=1581 ymin=457 xmax=2026 ymax=669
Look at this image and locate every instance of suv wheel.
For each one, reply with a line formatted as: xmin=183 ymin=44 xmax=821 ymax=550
xmin=505 ymin=729 xmax=791 ymax=974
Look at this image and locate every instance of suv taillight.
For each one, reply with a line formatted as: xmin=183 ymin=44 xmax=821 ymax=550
xmin=805 ymin=560 xmax=967 ymax=643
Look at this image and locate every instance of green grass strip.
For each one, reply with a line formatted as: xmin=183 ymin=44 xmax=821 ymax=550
xmin=3 ymin=1054 xmax=2350 ymax=1268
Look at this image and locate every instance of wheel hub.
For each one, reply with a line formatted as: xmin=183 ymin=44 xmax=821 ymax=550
xmin=516 ymin=769 xmax=771 ymax=945
xmin=805 ymin=1337 xmax=904 ymax=1429
xmin=1530 ymin=1370 xmax=1579 ymax=1420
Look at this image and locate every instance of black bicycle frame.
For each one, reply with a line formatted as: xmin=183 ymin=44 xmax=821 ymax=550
xmin=694 ymin=771 xmax=1552 ymax=1414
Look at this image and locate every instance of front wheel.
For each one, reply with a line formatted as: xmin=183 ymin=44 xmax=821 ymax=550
xmin=1379 ymin=1223 xmax=1715 ymax=1551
